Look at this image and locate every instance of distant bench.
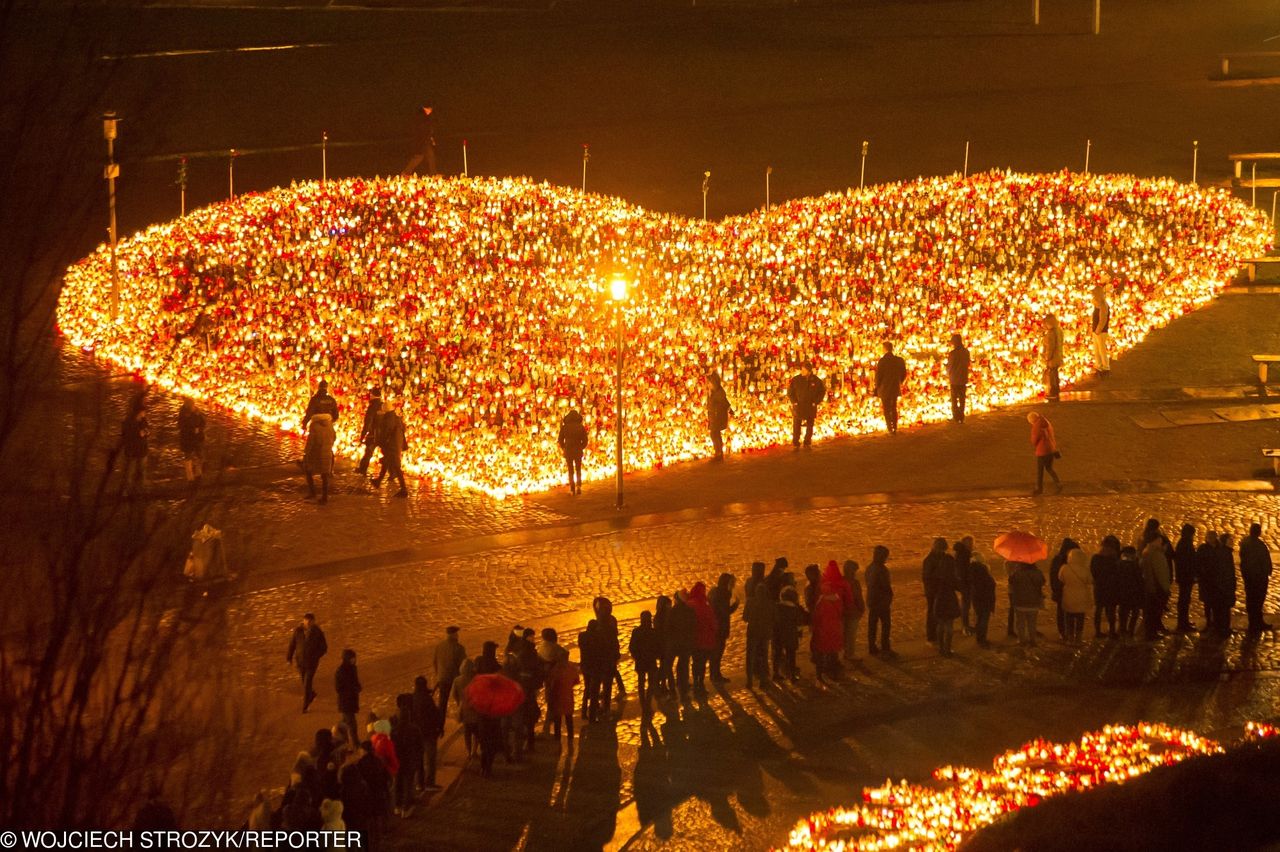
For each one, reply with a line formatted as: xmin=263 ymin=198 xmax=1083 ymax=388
xmin=1254 ymin=355 xmax=1280 ymax=384
xmin=1265 ymin=448 xmax=1280 ymax=477
xmin=1219 ymin=53 xmax=1280 ymax=79
xmin=1243 ymin=257 xmax=1280 ymax=282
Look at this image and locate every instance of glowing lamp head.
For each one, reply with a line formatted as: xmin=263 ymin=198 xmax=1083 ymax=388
xmin=610 ymin=276 xmax=628 ymax=302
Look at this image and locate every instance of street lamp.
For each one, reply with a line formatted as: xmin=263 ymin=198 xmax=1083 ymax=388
xmin=610 ymin=274 xmax=627 ymax=510
xmin=102 ymin=111 xmax=120 ymax=319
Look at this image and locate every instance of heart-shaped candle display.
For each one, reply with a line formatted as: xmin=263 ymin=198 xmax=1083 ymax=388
xmin=57 ymin=172 xmax=1269 ymax=497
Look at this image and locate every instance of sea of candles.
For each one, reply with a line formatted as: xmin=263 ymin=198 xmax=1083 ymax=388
xmin=56 ymin=171 xmax=1271 ymax=497
xmin=781 ymin=722 xmax=1276 ymax=851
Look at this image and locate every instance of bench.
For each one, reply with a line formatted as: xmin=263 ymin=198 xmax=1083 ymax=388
xmin=1254 ymin=355 xmax=1280 ymax=383
xmin=1265 ymin=448 xmax=1280 ymax=476
xmin=1244 ymin=258 xmax=1280 ymax=282
xmin=1219 ymin=53 xmax=1280 ymax=79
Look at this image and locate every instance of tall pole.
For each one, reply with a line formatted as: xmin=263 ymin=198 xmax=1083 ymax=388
xmin=1272 ymin=190 xmax=1278 ymax=242
xmin=765 ymin=166 xmax=772 ymax=210
xmin=463 ymin=139 xmax=469 ymax=177
xmin=322 ymin=131 xmax=328 ymax=185
xmin=702 ymin=170 xmax=710 ymax=220
xmin=1092 ymin=0 xmax=1101 ymax=35
xmin=103 ymin=112 xmax=120 ymax=319
xmin=177 ymin=156 xmax=188 ymax=217
xmin=963 ymin=140 xmax=970 ymax=178
xmin=1033 ymin=0 xmax=1039 ymax=25
xmin=582 ymin=144 xmax=590 ymax=193
xmin=860 ymin=140 xmax=869 ymax=189
xmin=1084 ymin=139 xmax=1091 ymax=175
xmin=1253 ymin=162 xmax=1258 ymax=207
xmin=1192 ymin=140 xmax=1198 ymax=184
xmin=229 ymin=148 xmax=236 ymax=199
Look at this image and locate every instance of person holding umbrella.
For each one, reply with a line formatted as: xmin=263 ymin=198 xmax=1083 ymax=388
xmin=994 ymin=531 xmax=1049 ymax=646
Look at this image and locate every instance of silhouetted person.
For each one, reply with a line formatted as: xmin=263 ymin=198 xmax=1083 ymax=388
xmin=1091 ymin=535 xmax=1121 ymax=638
xmin=946 ymin=333 xmax=970 ymax=423
xmin=120 ymin=392 xmax=149 ymax=495
xmin=1239 ymin=523 xmax=1274 ymax=633
xmin=335 ymin=649 xmax=361 ymax=741
xmin=970 ymin=553 xmax=996 ymax=646
xmin=773 ymin=586 xmax=802 ymax=681
xmin=303 ymin=379 xmax=340 ymax=428
xmin=432 ymin=626 xmax=466 ymax=717
xmin=401 ymin=105 xmax=437 ymax=175
xmin=628 ymin=611 xmax=660 ymax=711
xmin=744 ymin=583 xmax=774 ymax=687
xmin=371 ymin=397 xmax=408 ymax=497
xmin=1091 ymin=285 xmax=1111 ymax=376
xmin=921 ymin=538 xmax=953 ymax=644
xmin=706 ymin=373 xmax=733 ymax=460
xmin=557 ymin=409 xmax=588 ymax=494
xmin=177 ymin=398 xmax=206 ymax=484
xmin=287 ymin=613 xmax=329 ymax=713
xmin=356 ymin=387 xmax=383 ymax=475
xmin=787 ymin=360 xmax=825 ymax=448
xmin=865 ymin=545 xmax=894 ymax=656
xmin=1173 ymin=524 xmax=1199 ymax=632
xmin=1140 ymin=537 xmax=1171 ymax=640
xmin=707 ymin=573 xmax=738 ymax=683
xmin=1042 ymin=313 xmax=1063 ymax=400
xmin=874 ymin=341 xmax=907 ymax=434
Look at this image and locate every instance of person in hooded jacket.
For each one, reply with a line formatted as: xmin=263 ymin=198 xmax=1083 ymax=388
xmin=743 ymin=582 xmax=775 ymax=687
xmin=842 ymin=560 xmax=867 ymax=661
xmin=865 ymin=545 xmax=894 ymax=656
xmin=1060 ymin=548 xmax=1093 ymax=643
xmin=921 ymin=538 xmax=953 ymax=644
xmin=969 ymin=553 xmax=997 ymax=647
xmin=1116 ymin=546 xmax=1144 ymax=636
xmin=1140 ymin=537 xmax=1172 ymax=640
xmin=765 ymin=557 xmax=788 ymax=601
xmin=688 ymin=581 xmax=718 ymax=691
xmin=452 ymin=658 xmax=480 ymax=758
xmin=544 ymin=635 xmax=579 ymax=745
xmin=812 ymin=561 xmax=853 ymax=677
xmin=669 ymin=590 xmax=698 ymax=695
xmin=1172 ymin=524 xmax=1199 ymax=632
xmin=1091 ymin=535 xmax=1121 ymax=638
xmin=594 ymin=597 xmax=626 ymax=699
xmin=557 ymin=409 xmax=589 ymax=494
xmin=1049 ymin=538 xmax=1079 ymax=640
xmin=773 ymin=586 xmax=802 ymax=681
xmin=708 ymin=573 xmax=739 ymax=683
xmin=1027 ymin=411 xmax=1061 ymax=495
xmin=629 ymin=611 xmax=660 ymax=712
xmin=303 ymin=409 xmax=336 ymax=505
xmin=578 ymin=620 xmax=608 ymax=722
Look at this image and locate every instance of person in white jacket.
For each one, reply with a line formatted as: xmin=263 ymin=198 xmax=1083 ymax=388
xmin=1060 ymin=548 xmax=1094 ymax=643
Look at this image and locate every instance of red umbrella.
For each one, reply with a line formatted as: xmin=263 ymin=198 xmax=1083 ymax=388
xmin=994 ymin=530 xmax=1048 ymax=563
xmin=465 ymin=673 xmax=525 ymax=718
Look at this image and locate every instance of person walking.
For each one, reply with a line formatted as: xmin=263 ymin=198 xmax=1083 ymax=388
xmin=955 ymin=536 xmax=975 ymax=635
xmin=1091 ymin=535 xmax=1121 ymax=638
xmin=370 ymin=397 xmax=408 ymax=497
xmin=706 ymin=373 xmax=734 ymax=460
xmin=841 ymin=560 xmax=866 ymax=662
xmin=1008 ymin=561 xmax=1046 ymax=646
xmin=933 ymin=554 xmax=962 ymax=657
xmin=335 ymin=649 xmax=362 ymax=740
xmin=401 ymin=104 xmax=438 ymax=176
xmin=356 ymin=388 xmax=383 ymax=475
xmin=1117 ymin=546 xmax=1143 ymax=636
xmin=1090 ymin=285 xmax=1111 ymax=376
xmin=1173 ymin=524 xmax=1200 ymax=632
xmin=946 ymin=334 xmax=970 ymax=424
xmin=303 ymin=408 xmax=336 ymax=505
xmin=874 ymin=342 xmax=908 ymax=435
xmin=743 ymin=583 xmax=775 ymax=687
xmin=1060 ymin=548 xmax=1093 ymax=643
xmin=969 ymin=553 xmax=996 ymax=647
xmin=287 ymin=613 xmax=329 ymax=713
xmin=921 ymin=538 xmax=954 ymax=644
xmin=688 ymin=581 xmax=718 ymax=691
xmin=865 ymin=545 xmax=894 ymax=656
xmin=1140 ymin=537 xmax=1172 ymax=641
xmin=708 ymin=573 xmax=739 ymax=683
xmin=556 ymin=409 xmax=588 ymax=494
xmin=1027 ymin=411 xmax=1061 ymax=495
xmin=177 ymin=398 xmax=206 ymax=485
xmin=432 ymin=626 xmax=467 ymax=718
xmin=787 ymin=361 xmax=826 ymax=449
xmin=669 ymin=590 xmax=697 ymax=696
xmin=773 ymin=586 xmax=802 ymax=680
xmin=1239 ymin=523 xmax=1274 ymax=633
xmin=119 ymin=392 xmax=149 ymax=495
xmin=1042 ymin=313 xmax=1063 ymax=400
xmin=628 ymin=611 xmax=660 ymax=712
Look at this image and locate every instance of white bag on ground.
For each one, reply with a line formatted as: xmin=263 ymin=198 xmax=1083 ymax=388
xmin=184 ymin=524 xmax=227 ymax=580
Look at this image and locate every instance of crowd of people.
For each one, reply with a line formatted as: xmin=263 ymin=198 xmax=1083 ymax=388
xmin=60 ymin=171 xmax=1270 ymax=498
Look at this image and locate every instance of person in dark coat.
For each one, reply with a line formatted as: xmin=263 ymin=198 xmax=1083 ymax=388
xmin=338 ymin=762 xmax=374 ymax=849
xmin=653 ymin=595 xmax=674 ymax=695
xmin=391 ymin=694 xmax=424 ymax=817
xmin=1196 ymin=531 xmax=1221 ymax=633
xmin=303 ymin=408 xmax=336 ymax=505
xmin=865 ymin=545 xmax=894 ymax=656
xmin=668 ymin=590 xmax=698 ymax=696
xmin=1049 ymin=538 xmax=1080 ymax=640
xmin=594 ymin=596 xmax=625 ymax=699
xmin=874 ymin=341 xmax=908 ymax=434
xmin=401 ymin=104 xmax=437 ymax=175
xmin=1091 ymin=535 xmax=1121 ymax=638
xmin=1172 ymin=524 xmax=1199 ymax=632
xmin=1210 ymin=533 xmax=1238 ymax=637
xmin=303 ymin=379 xmax=340 ymax=429
xmin=707 ymin=573 xmax=739 ymax=683
xmin=921 ymin=538 xmax=953 ymax=644
xmin=411 ymin=676 xmax=442 ymax=790
xmin=120 ymin=392 xmax=149 ymax=495
xmin=557 ymin=409 xmax=588 ymax=494
xmin=932 ymin=554 xmax=962 ymax=656
xmin=578 ymin=621 xmax=608 ymax=722
xmin=287 ymin=613 xmax=329 ymax=712
xmin=356 ymin=388 xmax=383 ymax=475
xmin=1116 ymin=546 xmax=1144 ymax=636
xmin=764 ymin=557 xmax=788 ymax=601
xmin=335 ymin=649 xmax=361 ymax=741
xmin=743 ymin=582 xmax=775 ymax=687
xmin=787 ymin=361 xmax=826 ymax=449
xmin=370 ymin=398 xmax=408 ymax=498
xmin=355 ymin=739 xmax=392 ymax=833
xmin=954 ymin=536 xmax=975 ymax=635
xmin=773 ymin=585 xmax=802 ymax=681
xmin=1239 ymin=523 xmax=1274 ymax=633
xmin=628 ymin=610 xmax=660 ymax=712
xmin=432 ymin=626 xmax=467 ymax=718
xmin=969 ymin=554 xmax=996 ymax=647
xmin=946 ymin=333 xmax=971 ymax=424
xmin=706 ymin=373 xmax=733 ymax=460
xmin=177 ymin=398 xmax=206 ymax=484
xmin=802 ymin=563 xmax=822 ymax=665
xmin=744 ymin=560 xmax=766 ymax=602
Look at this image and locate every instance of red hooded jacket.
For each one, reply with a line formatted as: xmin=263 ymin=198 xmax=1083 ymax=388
xmin=812 ymin=561 xmax=854 ymax=653
xmin=688 ymin=582 xmax=719 ymax=650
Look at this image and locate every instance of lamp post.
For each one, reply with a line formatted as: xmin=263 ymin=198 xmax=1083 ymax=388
xmin=582 ymin=144 xmax=590 ymax=193
xmin=610 ymin=274 xmax=627 ymax=510
xmin=322 ymin=131 xmax=328 ymax=185
xmin=177 ymin=156 xmax=188 ymax=217
xmin=1192 ymin=140 xmax=1198 ymax=185
xmin=702 ymin=170 xmax=710 ymax=220
xmin=229 ymin=148 xmax=237 ymax=199
xmin=860 ymin=140 xmax=869 ymax=190
xmin=102 ymin=111 xmax=120 ymax=319
xmin=1084 ymin=139 xmax=1091 ymax=175
xmin=765 ymin=166 xmax=772 ymax=210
